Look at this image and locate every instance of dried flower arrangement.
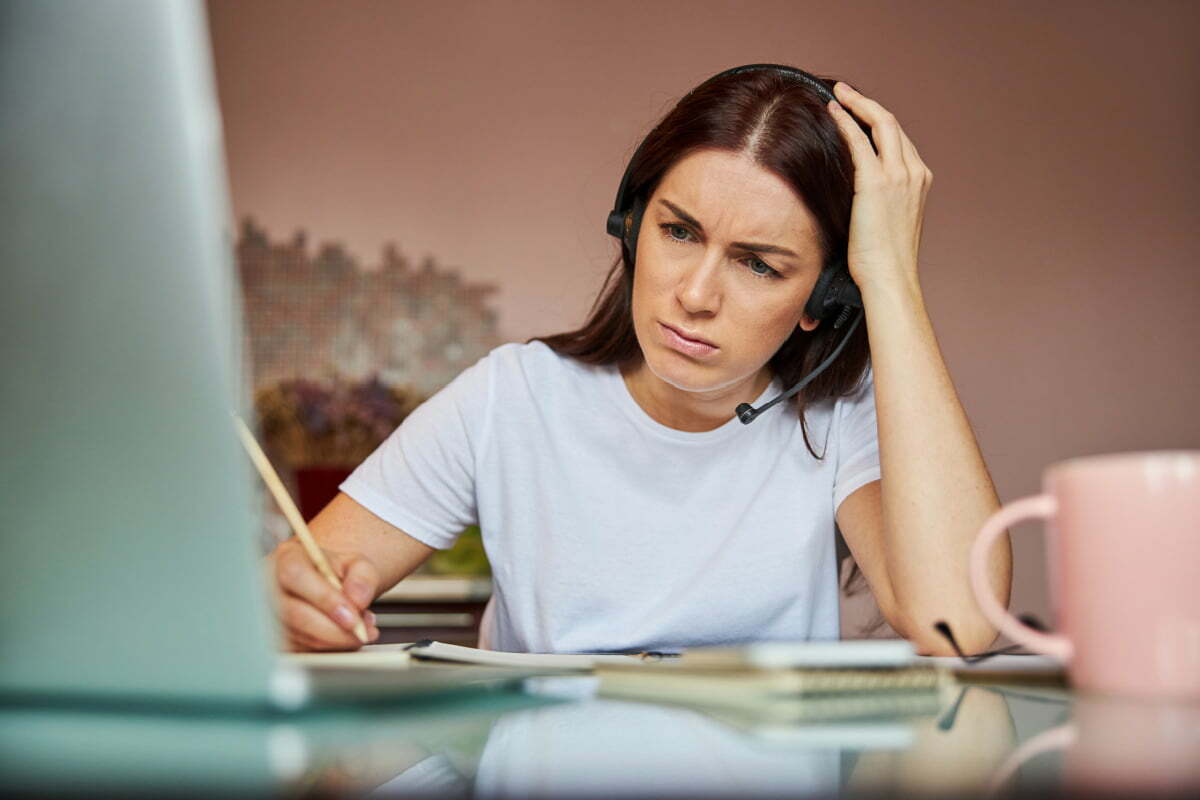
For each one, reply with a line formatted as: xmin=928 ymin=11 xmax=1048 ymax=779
xmin=253 ymin=375 xmax=425 ymax=469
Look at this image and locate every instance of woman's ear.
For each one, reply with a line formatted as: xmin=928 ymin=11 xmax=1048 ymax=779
xmin=798 ymin=313 xmax=821 ymax=333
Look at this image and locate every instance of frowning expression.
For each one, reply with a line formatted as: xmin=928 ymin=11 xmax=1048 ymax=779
xmin=630 ymin=147 xmax=826 ymax=396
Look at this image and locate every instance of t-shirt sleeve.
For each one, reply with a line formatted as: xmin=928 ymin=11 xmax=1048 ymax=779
xmin=337 ymin=352 xmax=495 ymax=550
xmin=832 ymin=366 xmax=882 ymax=513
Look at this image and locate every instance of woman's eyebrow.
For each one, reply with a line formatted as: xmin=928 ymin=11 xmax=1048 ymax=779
xmin=659 ymin=198 xmax=799 ymax=257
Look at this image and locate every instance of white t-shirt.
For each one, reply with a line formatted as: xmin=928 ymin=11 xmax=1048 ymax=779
xmin=340 ymin=341 xmax=882 ymax=653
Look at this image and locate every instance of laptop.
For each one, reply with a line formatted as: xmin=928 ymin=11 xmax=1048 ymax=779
xmin=0 ymin=0 xmax=530 ymax=710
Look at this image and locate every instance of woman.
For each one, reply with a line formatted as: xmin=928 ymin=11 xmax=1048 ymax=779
xmin=268 ymin=64 xmax=1012 ymax=656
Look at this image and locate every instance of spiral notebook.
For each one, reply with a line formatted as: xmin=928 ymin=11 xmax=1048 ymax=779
xmin=595 ymin=659 xmax=953 ymax=705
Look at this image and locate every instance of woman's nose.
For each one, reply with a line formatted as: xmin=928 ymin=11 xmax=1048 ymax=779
xmin=675 ymin=255 xmax=722 ymax=315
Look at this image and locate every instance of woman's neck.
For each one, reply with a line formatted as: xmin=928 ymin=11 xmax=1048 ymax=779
xmin=619 ymin=358 xmax=773 ymax=432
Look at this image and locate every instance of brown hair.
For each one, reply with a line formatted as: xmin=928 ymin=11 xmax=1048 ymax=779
xmin=531 ymin=65 xmax=872 ymax=459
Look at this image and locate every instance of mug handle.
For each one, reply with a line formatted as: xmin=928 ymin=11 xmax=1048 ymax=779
xmin=969 ymin=494 xmax=1074 ymax=661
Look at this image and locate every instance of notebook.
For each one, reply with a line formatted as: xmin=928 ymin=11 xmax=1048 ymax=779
xmin=680 ymin=639 xmax=916 ymax=669
xmin=595 ymin=660 xmax=953 ymax=703
xmin=592 ymin=659 xmax=953 ymax=747
xmin=0 ymin=0 xmax=534 ymax=711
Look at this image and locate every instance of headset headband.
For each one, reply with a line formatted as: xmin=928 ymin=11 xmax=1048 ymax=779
xmin=605 ymin=63 xmax=836 ymax=240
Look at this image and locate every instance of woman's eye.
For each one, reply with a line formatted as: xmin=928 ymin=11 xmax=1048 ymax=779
xmin=661 ymin=223 xmax=780 ymax=279
xmin=746 ymin=258 xmax=779 ymax=278
xmin=663 ymin=224 xmax=691 ymax=242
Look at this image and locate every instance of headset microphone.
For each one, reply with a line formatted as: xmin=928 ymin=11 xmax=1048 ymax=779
xmin=735 ymin=306 xmax=863 ymax=425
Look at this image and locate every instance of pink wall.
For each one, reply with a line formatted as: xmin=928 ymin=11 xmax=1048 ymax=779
xmin=207 ymin=0 xmax=1200 ymax=626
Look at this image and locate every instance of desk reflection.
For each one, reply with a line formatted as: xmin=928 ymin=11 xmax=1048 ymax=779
xmin=359 ymin=679 xmax=1019 ymax=799
xmin=846 ymin=685 xmax=1016 ymax=794
xmin=10 ymin=680 xmax=1191 ymax=798
xmin=472 ymin=699 xmax=840 ymax=798
xmin=0 ymin=707 xmax=304 ymax=795
xmin=991 ymin=692 xmax=1200 ymax=797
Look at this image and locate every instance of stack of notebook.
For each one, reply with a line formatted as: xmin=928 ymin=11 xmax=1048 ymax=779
xmin=401 ymin=640 xmax=953 ymax=723
xmin=399 ymin=639 xmax=959 ymax=745
xmin=592 ymin=640 xmax=954 ymax=722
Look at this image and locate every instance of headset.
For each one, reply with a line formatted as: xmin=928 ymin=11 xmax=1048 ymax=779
xmin=605 ymin=63 xmax=865 ymax=425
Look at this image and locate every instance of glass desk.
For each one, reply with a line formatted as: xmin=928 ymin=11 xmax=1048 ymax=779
xmin=2 ymin=674 xmax=1198 ymax=798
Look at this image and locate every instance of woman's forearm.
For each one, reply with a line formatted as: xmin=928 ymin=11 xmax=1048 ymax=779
xmin=862 ymin=274 xmax=1012 ymax=655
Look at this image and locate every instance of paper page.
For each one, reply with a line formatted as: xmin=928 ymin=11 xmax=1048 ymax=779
xmin=408 ymin=641 xmax=643 ymax=670
xmin=282 ymin=643 xmax=416 ymax=669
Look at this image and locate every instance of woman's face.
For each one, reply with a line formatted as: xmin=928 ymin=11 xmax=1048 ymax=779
xmin=629 ymin=148 xmax=826 ymax=400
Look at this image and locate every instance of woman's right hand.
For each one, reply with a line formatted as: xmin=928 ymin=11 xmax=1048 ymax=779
xmin=267 ymin=537 xmax=382 ymax=651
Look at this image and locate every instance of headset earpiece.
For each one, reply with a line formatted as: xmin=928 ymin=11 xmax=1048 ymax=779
xmin=803 ymin=262 xmax=862 ymax=324
xmin=622 ymin=194 xmax=647 ymax=266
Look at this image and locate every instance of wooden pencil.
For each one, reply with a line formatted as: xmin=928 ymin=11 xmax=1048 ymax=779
xmin=233 ymin=413 xmax=369 ymax=644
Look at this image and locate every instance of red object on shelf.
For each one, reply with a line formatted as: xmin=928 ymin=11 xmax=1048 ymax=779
xmin=295 ymin=467 xmax=354 ymax=522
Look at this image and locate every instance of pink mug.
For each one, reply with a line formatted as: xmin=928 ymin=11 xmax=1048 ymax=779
xmin=969 ymin=450 xmax=1200 ymax=698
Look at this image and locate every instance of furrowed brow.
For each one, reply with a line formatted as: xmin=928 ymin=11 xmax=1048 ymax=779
xmin=659 ymin=199 xmax=799 ymax=258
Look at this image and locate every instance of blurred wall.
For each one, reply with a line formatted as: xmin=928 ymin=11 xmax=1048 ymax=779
xmin=207 ymin=0 xmax=1200 ymax=625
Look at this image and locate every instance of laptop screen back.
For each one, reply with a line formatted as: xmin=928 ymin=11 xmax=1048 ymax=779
xmin=0 ymin=0 xmax=282 ymax=705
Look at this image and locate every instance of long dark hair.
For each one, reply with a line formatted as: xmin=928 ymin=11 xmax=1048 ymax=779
xmin=529 ymin=66 xmax=880 ymax=612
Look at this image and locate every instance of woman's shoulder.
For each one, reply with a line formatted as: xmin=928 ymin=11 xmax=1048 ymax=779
xmin=478 ymin=340 xmax=608 ymax=388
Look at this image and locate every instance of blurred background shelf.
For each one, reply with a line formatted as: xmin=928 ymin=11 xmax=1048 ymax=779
xmin=371 ymin=576 xmax=492 ymax=647
xmin=378 ymin=576 xmax=492 ymax=602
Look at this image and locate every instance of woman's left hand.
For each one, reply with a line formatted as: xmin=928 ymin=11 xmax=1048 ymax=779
xmin=826 ymin=81 xmax=932 ymax=294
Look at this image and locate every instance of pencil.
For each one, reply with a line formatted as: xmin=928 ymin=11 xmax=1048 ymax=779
xmin=233 ymin=413 xmax=369 ymax=644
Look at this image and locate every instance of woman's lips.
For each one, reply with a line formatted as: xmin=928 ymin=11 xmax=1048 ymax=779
xmin=659 ymin=322 xmax=719 ymax=358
